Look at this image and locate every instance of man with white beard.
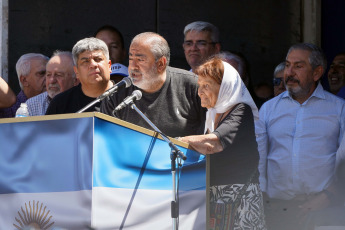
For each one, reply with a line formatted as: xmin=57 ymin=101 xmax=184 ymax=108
xmin=26 ymin=51 xmax=79 ymax=116
xmin=101 ymin=32 xmax=206 ymax=137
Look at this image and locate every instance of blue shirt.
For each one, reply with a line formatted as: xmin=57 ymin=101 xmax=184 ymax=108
xmin=0 ymin=90 xmax=27 ymax=118
xmin=26 ymin=91 xmax=50 ymax=116
xmin=255 ymin=83 xmax=345 ymax=200
xmin=336 ymin=86 xmax=345 ymax=99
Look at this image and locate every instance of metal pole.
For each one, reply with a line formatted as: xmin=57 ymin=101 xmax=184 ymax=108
xmin=129 ymin=103 xmax=186 ymax=230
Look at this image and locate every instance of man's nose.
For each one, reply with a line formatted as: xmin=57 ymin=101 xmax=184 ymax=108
xmin=330 ymin=66 xmax=338 ymax=74
xmin=47 ymin=75 xmax=56 ymax=82
xmin=89 ymin=59 xmax=98 ymax=67
xmin=191 ymin=42 xmax=199 ymax=50
xmin=284 ymin=66 xmax=293 ymax=76
xmin=129 ymin=59 xmax=139 ymax=70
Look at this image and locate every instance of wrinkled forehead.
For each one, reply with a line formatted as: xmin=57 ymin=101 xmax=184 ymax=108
xmin=333 ymin=54 xmax=345 ymax=63
xmin=185 ymin=30 xmax=212 ymax=41
xmin=47 ymin=56 xmax=73 ymax=71
xmin=197 ymin=74 xmax=217 ymax=85
xmin=286 ymin=49 xmax=311 ymax=64
xmin=78 ymin=50 xmax=105 ymax=59
xmin=129 ymin=42 xmax=152 ymax=55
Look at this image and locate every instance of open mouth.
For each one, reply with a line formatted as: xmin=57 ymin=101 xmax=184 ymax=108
xmin=130 ymin=71 xmax=142 ymax=78
xmin=329 ymin=76 xmax=340 ymax=85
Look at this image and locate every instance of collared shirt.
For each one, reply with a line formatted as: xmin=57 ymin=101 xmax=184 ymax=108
xmin=0 ymin=90 xmax=27 ymax=118
xmin=256 ymin=83 xmax=345 ymax=200
xmin=336 ymin=86 xmax=345 ymax=99
xmin=26 ymin=91 xmax=51 ymax=116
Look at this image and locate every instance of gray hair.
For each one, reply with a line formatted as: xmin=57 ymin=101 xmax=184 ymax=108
xmin=72 ymin=37 xmax=109 ymax=66
xmin=50 ymin=50 xmax=76 ymax=79
xmin=16 ymin=53 xmax=49 ymax=89
xmin=273 ymin=62 xmax=286 ymax=78
xmin=216 ymin=51 xmax=246 ymax=77
xmin=287 ymin=43 xmax=327 ymax=74
xmin=131 ymin=32 xmax=170 ymax=66
xmin=184 ymin=21 xmax=220 ymax=43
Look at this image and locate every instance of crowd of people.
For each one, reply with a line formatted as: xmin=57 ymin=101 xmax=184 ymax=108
xmin=0 ymin=21 xmax=344 ymax=230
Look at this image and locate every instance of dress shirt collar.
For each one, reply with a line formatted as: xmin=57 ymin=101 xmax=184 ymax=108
xmin=281 ymin=82 xmax=325 ymax=104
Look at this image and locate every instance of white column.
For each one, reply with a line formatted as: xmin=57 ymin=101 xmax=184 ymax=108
xmin=0 ymin=0 xmax=8 ymax=81
xmin=302 ymin=0 xmax=321 ymax=46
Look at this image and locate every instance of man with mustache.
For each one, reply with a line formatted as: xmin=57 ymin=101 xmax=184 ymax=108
xmin=328 ymin=52 xmax=345 ymax=99
xmin=101 ymin=32 xmax=206 ymax=137
xmin=26 ymin=51 xmax=79 ymax=116
xmin=46 ymin=38 xmax=113 ymax=114
xmin=256 ymin=43 xmax=345 ymax=229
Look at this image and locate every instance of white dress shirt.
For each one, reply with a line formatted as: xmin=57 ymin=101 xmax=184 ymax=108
xmin=26 ymin=91 xmax=50 ymax=116
xmin=256 ymin=83 xmax=345 ymax=200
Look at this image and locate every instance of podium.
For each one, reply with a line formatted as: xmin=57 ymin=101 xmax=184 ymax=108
xmin=0 ymin=113 xmax=206 ymax=229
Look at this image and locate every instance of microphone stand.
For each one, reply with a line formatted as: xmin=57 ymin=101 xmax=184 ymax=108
xmin=77 ymin=86 xmax=119 ymax=113
xmin=128 ymin=102 xmax=187 ymax=230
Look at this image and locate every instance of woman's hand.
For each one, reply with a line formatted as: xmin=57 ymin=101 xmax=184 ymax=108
xmin=179 ymin=134 xmax=223 ymax=155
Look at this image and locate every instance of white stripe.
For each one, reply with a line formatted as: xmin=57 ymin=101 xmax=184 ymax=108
xmin=0 ymin=190 xmax=91 ymax=229
xmin=92 ymin=187 xmax=206 ymax=229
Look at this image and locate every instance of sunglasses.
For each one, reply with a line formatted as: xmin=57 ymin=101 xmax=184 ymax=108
xmin=273 ymin=78 xmax=283 ymax=86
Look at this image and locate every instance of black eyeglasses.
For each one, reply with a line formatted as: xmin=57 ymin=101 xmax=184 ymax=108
xmin=183 ymin=41 xmax=216 ymax=49
xmin=273 ymin=78 xmax=283 ymax=86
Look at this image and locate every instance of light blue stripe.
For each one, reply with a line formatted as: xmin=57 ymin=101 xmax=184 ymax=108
xmin=0 ymin=117 xmax=93 ymax=194
xmin=93 ymin=118 xmax=206 ymax=190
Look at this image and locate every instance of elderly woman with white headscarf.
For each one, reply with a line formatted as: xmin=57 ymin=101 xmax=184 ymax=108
xmin=180 ymin=57 xmax=266 ymax=230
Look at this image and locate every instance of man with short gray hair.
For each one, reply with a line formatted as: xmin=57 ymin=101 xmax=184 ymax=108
xmin=216 ymin=51 xmax=249 ymax=86
xmin=183 ymin=21 xmax=221 ymax=72
xmin=0 ymin=53 xmax=48 ymax=118
xmin=101 ymin=32 xmax=206 ymax=137
xmin=26 ymin=51 xmax=79 ymax=116
xmin=46 ymin=38 xmax=113 ymax=114
xmin=272 ymin=61 xmax=286 ymax=96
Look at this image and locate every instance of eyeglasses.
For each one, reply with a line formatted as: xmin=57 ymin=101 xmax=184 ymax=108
xmin=273 ymin=78 xmax=283 ymax=86
xmin=183 ymin=41 xmax=216 ymax=49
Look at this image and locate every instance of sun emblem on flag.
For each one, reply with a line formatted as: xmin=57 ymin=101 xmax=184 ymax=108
xmin=13 ymin=200 xmax=54 ymax=230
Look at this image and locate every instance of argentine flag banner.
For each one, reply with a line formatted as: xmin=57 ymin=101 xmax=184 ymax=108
xmin=0 ymin=113 xmax=206 ymax=229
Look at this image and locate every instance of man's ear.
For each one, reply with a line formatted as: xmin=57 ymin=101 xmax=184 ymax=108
xmin=73 ymin=66 xmax=79 ymax=78
xmin=20 ymin=75 xmax=28 ymax=87
xmin=313 ymin=66 xmax=323 ymax=82
xmin=214 ymin=43 xmax=221 ymax=53
xmin=157 ymin=57 xmax=167 ymax=73
xmin=73 ymin=77 xmax=80 ymax=86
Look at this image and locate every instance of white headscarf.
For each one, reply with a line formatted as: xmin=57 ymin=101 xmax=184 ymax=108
xmin=204 ymin=61 xmax=259 ymax=133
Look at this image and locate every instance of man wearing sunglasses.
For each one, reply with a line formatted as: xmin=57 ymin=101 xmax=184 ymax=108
xmin=273 ymin=62 xmax=286 ymax=97
xmin=183 ymin=21 xmax=221 ymax=73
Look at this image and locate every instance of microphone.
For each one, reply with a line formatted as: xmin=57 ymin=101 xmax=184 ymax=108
xmin=114 ymin=90 xmax=142 ymax=112
xmin=97 ymin=77 xmax=132 ymax=100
